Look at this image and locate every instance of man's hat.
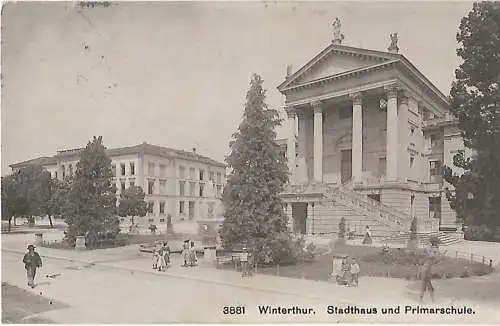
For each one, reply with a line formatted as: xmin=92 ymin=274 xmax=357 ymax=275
xmin=184 ymin=239 xmax=190 ymax=243
xmin=27 ymin=244 xmax=35 ymax=250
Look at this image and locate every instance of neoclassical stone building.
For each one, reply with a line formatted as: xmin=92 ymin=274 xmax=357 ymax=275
xmin=278 ymin=26 xmax=465 ymax=237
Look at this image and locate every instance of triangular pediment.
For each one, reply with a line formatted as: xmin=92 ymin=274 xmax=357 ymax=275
xmin=279 ymin=45 xmax=399 ymax=91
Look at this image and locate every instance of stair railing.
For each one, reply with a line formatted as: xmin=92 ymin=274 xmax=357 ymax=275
xmin=324 ymin=186 xmax=407 ymax=231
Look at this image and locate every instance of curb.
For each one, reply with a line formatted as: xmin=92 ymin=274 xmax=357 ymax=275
xmin=3 ymin=248 xmax=359 ymax=305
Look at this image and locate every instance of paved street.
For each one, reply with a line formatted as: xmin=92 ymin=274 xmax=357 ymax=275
xmin=2 ymin=232 xmax=500 ymax=323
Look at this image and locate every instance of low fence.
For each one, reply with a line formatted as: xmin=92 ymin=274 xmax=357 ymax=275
xmin=441 ymin=249 xmax=495 ymax=269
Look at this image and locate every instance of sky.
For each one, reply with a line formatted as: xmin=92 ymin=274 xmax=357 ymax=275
xmin=1 ymin=1 xmax=473 ymax=175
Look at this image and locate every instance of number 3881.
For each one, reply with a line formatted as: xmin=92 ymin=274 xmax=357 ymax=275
xmin=223 ymin=306 xmax=246 ymax=315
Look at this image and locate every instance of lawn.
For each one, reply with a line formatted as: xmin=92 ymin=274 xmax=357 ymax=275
xmin=41 ymin=232 xmax=201 ymax=250
xmin=230 ymin=245 xmax=493 ymax=282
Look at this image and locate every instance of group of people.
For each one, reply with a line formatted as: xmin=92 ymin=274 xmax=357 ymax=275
xmin=152 ymin=242 xmax=171 ymax=271
xmin=152 ymin=239 xmax=198 ymax=270
xmin=334 ymin=257 xmax=361 ymax=287
xmin=181 ymin=240 xmax=198 ymax=267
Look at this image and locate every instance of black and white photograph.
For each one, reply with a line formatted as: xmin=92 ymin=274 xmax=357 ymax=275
xmin=1 ymin=1 xmax=500 ymax=323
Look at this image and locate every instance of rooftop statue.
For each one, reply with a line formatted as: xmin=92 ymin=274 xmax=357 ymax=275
xmin=332 ymin=17 xmax=345 ymax=45
xmin=388 ymin=33 xmax=399 ymax=53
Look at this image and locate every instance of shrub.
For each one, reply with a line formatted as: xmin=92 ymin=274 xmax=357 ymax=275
xmin=429 ymin=235 xmax=440 ymax=247
xmin=409 ymin=217 xmax=418 ymax=240
xmin=254 ymin=234 xmax=316 ymax=266
xmin=464 ymin=225 xmax=494 ymax=241
xmin=338 ymin=217 xmax=346 ymax=239
xmin=149 ymin=224 xmax=157 ymax=233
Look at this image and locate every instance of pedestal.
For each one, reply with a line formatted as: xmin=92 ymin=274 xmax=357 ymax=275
xmin=34 ymin=233 xmax=43 ymax=246
xmin=75 ymin=236 xmax=86 ymax=250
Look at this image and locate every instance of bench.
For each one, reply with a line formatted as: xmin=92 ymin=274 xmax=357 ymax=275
xmin=216 ymin=253 xmax=242 ymax=269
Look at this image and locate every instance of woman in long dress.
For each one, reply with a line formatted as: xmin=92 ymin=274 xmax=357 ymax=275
xmin=157 ymin=248 xmax=166 ymax=272
xmin=189 ymin=241 xmax=198 ymax=266
xmin=182 ymin=240 xmax=190 ymax=267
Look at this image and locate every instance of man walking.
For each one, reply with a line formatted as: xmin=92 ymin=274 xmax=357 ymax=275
xmin=23 ymin=245 xmax=42 ymax=288
xmin=420 ymin=258 xmax=435 ymax=303
xmin=350 ymin=258 xmax=360 ymax=287
xmin=240 ymin=247 xmax=249 ymax=277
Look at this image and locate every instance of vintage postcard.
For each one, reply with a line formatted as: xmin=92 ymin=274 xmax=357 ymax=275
xmin=1 ymin=0 xmax=499 ymax=324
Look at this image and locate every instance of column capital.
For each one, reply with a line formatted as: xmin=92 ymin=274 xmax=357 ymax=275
xmin=350 ymin=92 xmax=363 ymax=106
xmin=311 ymin=101 xmax=322 ymax=114
xmin=384 ymin=85 xmax=399 ymax=99
xmin=399 ymin=95 xmax=409 ymax=106
xmin=284 ymin=106 xmax=296 ymax=118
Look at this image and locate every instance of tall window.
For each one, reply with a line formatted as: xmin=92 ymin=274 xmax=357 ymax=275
xmin=129 ymin=179 xmax=135 ymax=188
xmin=409 ymin=156 xmax=415 ymax=169
xmin=69 ymin=165 xmax=73 ymax=177
xmin=378 ymin=157 xmax=386 ymax=178
xmin=429 ymin=197 xmax=442 ymax=220
xmin=179 ymin=201 xmax=185 ymax=214
xmin=179 ymin=181 xmax=186 ymax=196
xmin=216 ymin=185 xmax=222 ymax=197
xmin=429 ymin=160 xmax=442 ymax=176
xmin=120 ymin=179 xmax=126 ymax=191
xmin=120 ymin=163 xmax=126 ymax=176
xmin=199 ymin=183 xmax=205 ymax=197
xmin=159 ymin=180 xmax=167 ymax=195
xmin=148 ymin=162 xmax=155 ymax=176
xmin=216 ymin=172 xmax=222 ymax=184
xmin=147 ymin=201 xmax=154 ymax=214
xmin=62 ymin=165 xmax=66 ymax=179
xmin=209 ymin=171 xmax=215 ymax=182
xmin=189 ymin=167 xmax=195 ymax=180
xmin=130 ymin=162 xmax=135 ymax=175
xmin=159 ymin=202 xmax=165 ymax=215
xmin=430 ymin=134 xmax=441 ymax=148
xmin=199 ymin=169 xmax=205 ymax=181
xmin=159 ymin=164 xmax=166 ymax=178
xmin=189 ymin=182 xmax=195 ymax=196
xmin=148 ymin=179 xmax=155 ymax=195
xmin=111 ymin=164 xmax=116 ymax=176
xmin=179 ymin=166 xmax=186 ymax=179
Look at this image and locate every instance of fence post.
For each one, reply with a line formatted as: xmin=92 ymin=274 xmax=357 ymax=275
xmin=490 ymin=259 xmax=493 ymax=270
xmin=482 ymin=256 xmax=485 ymax=265
xmin=276 ymin=264 xmax=280 ymax=276
xmin=455 ymin=251 xmax=458 ymax=258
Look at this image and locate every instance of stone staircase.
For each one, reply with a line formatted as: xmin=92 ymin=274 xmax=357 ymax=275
xmin=382 ymin=231 xmax=463 ymax=247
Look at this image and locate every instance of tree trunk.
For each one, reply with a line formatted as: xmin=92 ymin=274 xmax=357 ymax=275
xmin=48 ymin=215 xmax=54 ymax=228
xmin=8 ymin=217 xmax=12 ymax=232
xmin=13 ymin=216 xmax=16 ymax=226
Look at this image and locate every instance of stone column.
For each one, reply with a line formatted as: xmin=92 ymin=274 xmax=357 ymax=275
xmin=285 ymin=107 xmax=297 ymax=182
xmin=351 ymin=92 xmax=363 ymax=183
xmin=312 ymin=101 xmax=323 ymax=183
xmin=398 ymin=94 xmax=409 ymax=182
xmin=306 ymin=202 xmax=314 ymax=235
xmin=385 ymin=86 xmax=399 ymax=181
xmin=286 ymin=203 xmax=294 ymax=232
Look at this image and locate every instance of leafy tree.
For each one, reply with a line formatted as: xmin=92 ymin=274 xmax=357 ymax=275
xmin=219 ymin=73 xmax=289 ymax=264
xmin=445 ymin=2 xmax=500 ymax=230
xmin=13 ymin=165 xmax=52 ymax=225
xmin=64 ymin=136 xmax=118 ymax=244
xmin=117 ymin=185 xmax=148 ymax=224
xmin=43 ymin=178 xmax=73 ymax=227
xmin=1 ymin=174 xmax=28 ymax=231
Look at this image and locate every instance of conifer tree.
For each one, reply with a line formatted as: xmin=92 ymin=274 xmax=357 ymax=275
xmin=64 ymin=136 xmax=118 ymax=243
xmin=219 ymin=74 xmax=289 ymax=263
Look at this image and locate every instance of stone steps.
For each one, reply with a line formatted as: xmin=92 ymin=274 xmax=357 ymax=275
xmin=382 ymin=232 xmax=463 ymax=247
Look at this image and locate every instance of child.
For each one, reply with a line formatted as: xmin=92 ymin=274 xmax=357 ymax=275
xmin=152 ymin=249 xmax=159 ymax=270
xmin=350 ymin=258 xmax=360 ymax=287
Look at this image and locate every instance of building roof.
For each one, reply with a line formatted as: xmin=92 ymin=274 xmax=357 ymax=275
xmin=10 ymin=142 xmax=226 ymax=169
xmin=277 ymin=43 xmax=449 ymax=109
